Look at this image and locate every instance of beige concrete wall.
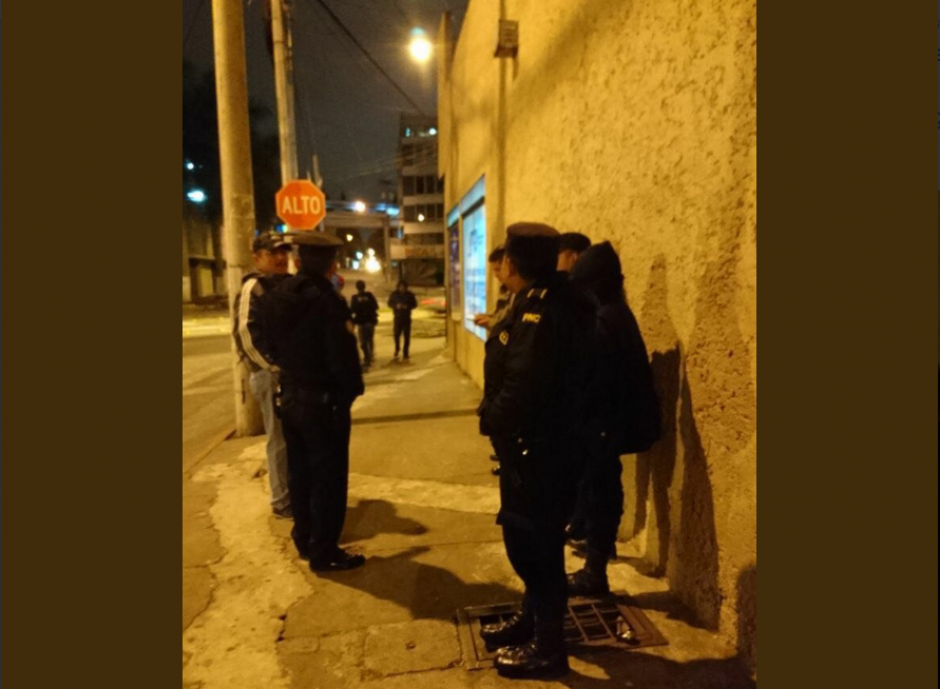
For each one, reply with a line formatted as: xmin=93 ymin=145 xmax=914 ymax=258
xmin=440 ymin=0 xmax=757 ymax=671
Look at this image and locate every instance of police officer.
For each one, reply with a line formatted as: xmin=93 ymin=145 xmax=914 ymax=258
xmin=264 ymin=232 xmax=366 ymax=572
xmin=566 ymin=242 xmax=660 ymax=596
xmin=477 ymin=223 xmax=596 ymax=680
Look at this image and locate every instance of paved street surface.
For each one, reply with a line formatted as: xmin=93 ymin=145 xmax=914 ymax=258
xmin=182 ymin=280 xmax=753 ymax=689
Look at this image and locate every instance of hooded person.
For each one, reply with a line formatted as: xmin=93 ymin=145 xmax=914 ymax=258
xmin=565 ymin=241 xmax=661 ymax=596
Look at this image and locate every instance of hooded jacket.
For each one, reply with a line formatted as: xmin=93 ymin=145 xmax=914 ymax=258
xmin=570 ymin=242 xmax=661 ymax=455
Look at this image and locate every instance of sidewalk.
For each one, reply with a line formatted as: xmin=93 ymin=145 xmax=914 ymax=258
xmin=182 ymin=334 xmax=754 ymax=689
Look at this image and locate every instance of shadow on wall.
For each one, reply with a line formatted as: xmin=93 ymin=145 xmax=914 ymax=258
xmin=628 ymin=255 xmax=722 ymax=631
xmin=737 ymin=565 xmax=757 ymax=674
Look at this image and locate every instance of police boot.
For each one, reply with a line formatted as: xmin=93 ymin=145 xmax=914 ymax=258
xmin=479 ymin=610 xmax=534 ymax=651
xmin=494 ymin=617 xmax=569 ymax=680
xmin=567 ymin=548 xmax=611 ymax=597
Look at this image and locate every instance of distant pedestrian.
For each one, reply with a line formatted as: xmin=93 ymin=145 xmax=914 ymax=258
xmin=265 ymin=232 xmax=366 ymax=573
xmin=556 ymin=232 xmax=591 ymax=273
xmin=565 ymin=242 xmax=661 ymax=597
xmin=388 ymin=279 xmax=418 ymax=360
xmin=350 ymin=280 xmax=379 ymax=369
xmin=232 ymin=232 xmax=292 ymax=520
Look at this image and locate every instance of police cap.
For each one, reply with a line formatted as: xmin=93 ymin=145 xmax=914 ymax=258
xmin=252 ymin=232 xmax=291 ymax=252
xmin=505 ymin=223 xmax=560 ymax=280
xmin=284 ymin=231 xmax=343 ymax=249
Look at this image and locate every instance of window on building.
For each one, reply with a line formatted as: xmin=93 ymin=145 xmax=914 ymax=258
xmin=416 ymin=177 xmax=426 ymax=195
xmin=403 ymin=176 xmax=416 ymax=196
xmin=404 ymin=206 xmax=417 ymax=222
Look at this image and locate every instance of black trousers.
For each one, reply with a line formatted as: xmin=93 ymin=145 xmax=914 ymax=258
xmin=357 ymin=323 xmax=375 ymax=364
xmin=280 ymin=390 xmax=352 ymax=560
xmin=502 ymin=523 xmax=568 ymax=624
xmin=582 ymin=449 xmax=625 ymax=556
xmin=393 ymin=317 xmax=411 ymax=357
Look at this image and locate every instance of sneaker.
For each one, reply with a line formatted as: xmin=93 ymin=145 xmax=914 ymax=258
xmin=310 ymin=548 xmax=366 ymax=573
xmin=273 ymin=505 xmax=293 ymax=520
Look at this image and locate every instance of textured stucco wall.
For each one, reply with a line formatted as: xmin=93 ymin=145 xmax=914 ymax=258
xmin=441 ymin=0 xmax=757 ymax=671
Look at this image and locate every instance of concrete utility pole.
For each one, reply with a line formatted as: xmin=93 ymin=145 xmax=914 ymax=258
xmin=212 ymin=0 xmax=264 ymax=436
xmin=271 ymin=0 xmax=300 ymax=183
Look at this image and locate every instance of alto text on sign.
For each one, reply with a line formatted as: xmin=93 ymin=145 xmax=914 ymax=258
xmin=276 ymin=180 xmax=327 ymax=229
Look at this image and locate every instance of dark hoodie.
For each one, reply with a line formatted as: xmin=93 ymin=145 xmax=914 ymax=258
xmin=570 ymin=242 xmax=661 ymax=454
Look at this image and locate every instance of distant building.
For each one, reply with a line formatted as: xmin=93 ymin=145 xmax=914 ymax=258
xmin=394 ymin=114 xmax=445 ymax=285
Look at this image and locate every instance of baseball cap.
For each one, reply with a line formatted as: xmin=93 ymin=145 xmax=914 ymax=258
xmin=252 ymin=232 xmax=291 ymax=252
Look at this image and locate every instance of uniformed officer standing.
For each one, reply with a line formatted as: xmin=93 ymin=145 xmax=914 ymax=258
xmin=477 ymin=223 xmax=596 ymax=680
xmin=264 ymin=232 xmax=366 ymax=573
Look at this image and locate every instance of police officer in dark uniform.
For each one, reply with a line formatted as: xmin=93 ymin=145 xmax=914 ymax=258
xmin=264 ymin=232 xmax=366 ymax=573
xmin=477 ymin=223 xmax=596 ymax=680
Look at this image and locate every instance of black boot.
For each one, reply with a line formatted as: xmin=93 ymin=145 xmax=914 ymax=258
xmin=567 ymin=548 xmax=611 ymax=597
xmin=479 ymin=610 xmax=534 ymax=650
xmin=494 ymin=617 xmax=569 ymax=680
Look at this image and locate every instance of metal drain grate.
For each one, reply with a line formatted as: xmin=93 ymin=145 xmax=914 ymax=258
xmin=456 ymin=594 xmax=668 ymax=669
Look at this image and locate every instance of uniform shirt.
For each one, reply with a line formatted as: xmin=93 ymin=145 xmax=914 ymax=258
xmin=264 ymin=273 xmax=364 ymax=403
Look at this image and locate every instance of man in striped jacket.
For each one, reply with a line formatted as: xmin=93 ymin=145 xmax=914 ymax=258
xmin=232 ymin=232 xmax=292 ymax=519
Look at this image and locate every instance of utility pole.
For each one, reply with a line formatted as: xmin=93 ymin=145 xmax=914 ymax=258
xmin=212 ymin=0 xmax=264 ymax=436
xmin=271 ymin=0 xmax=300 ymax=184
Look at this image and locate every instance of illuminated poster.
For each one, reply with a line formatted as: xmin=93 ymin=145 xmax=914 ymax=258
xmin=448 ymin=218 xmax=461 ymax=321
xmin=462 ymin=204 xmax=487 ymax=341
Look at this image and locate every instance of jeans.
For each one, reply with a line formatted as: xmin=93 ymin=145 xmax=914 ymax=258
xmin=358 ymin=323 xmax=376 ymax=365
xmin=249 ymin=369 xmax=290 ymax=510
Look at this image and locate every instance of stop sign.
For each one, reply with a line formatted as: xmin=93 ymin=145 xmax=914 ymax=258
xmin=276 ymin=180 xmax=326 ymax=229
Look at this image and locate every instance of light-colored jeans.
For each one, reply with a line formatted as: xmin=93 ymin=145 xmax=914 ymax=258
xmin=250 ymin=368 xmax=290 ymax=510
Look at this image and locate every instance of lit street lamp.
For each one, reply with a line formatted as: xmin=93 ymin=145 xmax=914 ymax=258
xmin=408 ymin=28 xmax=432 ymax=63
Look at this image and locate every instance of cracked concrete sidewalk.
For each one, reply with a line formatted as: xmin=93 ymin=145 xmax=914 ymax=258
xmin=182 ymin=335 xmax=755 ymax=689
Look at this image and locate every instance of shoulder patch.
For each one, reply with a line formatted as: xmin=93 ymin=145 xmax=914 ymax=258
xmin=521 ymin=312 xmax=542 ymax=324
xmin=499 ymin=331 xmax=510 ymax=345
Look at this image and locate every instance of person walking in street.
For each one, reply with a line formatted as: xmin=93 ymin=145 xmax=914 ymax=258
xmin=388 ymin=279 xmax=418 ymax=361
xmin=264 ymin=232 xmax=366 ymax=573
xmin=232 ymin=232 xmax=292 ymax=519
xmin=477 ymin=223 xmax=596 ymax=680
xmin=565 ymin=242 xmax=661 ymax=597
xmin=350 ymin=280 xmax=379 ymax=370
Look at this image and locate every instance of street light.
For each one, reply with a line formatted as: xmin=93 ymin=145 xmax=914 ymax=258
xmin=353 ymin=200 xmax=367 ymax=213
xmin=187 ymin=189 xmax=207 ymax=203
xmin=346 ymin=234 xmax=354 ymax=242
xmin=408 ymin=28 xmax=432 ymax=63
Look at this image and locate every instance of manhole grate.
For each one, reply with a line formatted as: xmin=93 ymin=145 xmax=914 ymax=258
xmin=456 ymin=593 xmax=668 ymax=669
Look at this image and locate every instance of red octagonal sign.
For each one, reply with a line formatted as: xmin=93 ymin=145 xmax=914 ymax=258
xmin=276 ymin=180 xmax=326 ymax=230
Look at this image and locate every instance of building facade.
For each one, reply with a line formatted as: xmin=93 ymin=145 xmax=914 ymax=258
xmin=438 ymin=0 xmax=757 ymax=672
xmin=395 ymin=114 xmax=446 ymax=285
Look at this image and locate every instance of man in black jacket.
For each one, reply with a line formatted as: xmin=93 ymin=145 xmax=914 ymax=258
xmin=232 ymin=232 xmax=292 ymax=519
xmin=388 ymin=279 xmax=418 ymax=360
xmin=566 ymin=242 xmax=661 ymax=596
xmin=478 ymin=223 xmax=596 ymax=680
xmin=350 ymin=280 xmax=379 ymax=369
xmin=264 ymin=232 xmax=366 ymax=573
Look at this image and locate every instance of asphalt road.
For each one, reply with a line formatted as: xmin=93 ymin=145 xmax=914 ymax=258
xmin=182 ymin=333 xmax=235 ymax=475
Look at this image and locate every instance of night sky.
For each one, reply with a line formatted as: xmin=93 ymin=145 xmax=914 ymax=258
xmin=183 ymin=0 xmax=467 ymax=202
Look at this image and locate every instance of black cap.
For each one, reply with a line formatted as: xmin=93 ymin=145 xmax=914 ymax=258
xmin=284 ymin=231 xmax=343 ymax=248
xmin=252 ymin=232 xmax=291 ymax=252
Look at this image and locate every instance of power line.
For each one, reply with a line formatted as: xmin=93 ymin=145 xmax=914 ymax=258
xmin=304 ymin=0 xmax=428 ymax=116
